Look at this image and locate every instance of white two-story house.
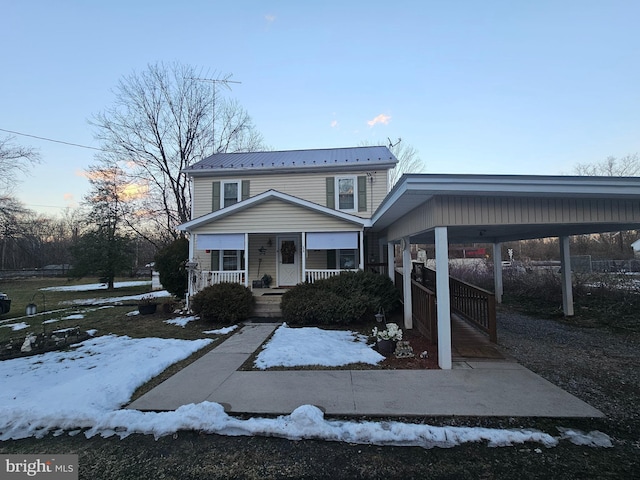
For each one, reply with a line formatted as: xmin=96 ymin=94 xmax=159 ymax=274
xmin=178 ymin=146 xmax=398 ymax=297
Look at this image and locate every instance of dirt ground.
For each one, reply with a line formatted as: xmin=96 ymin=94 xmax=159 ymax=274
xmin=1 ymin=308 xmax=639 ymax=479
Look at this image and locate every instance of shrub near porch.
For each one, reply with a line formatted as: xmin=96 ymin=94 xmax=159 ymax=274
xmin=281 ymin=271 xmax=399 ymax=326
xmin=190 ymin=283 xmax=254 ymax=322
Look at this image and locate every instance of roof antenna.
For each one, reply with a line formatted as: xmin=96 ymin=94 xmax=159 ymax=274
xmin=388 ymin=137 xmax=401 ymax=149
xmin=191 ymin=74 xmax=241 ymax=154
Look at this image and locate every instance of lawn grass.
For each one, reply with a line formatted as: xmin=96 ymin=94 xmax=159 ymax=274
xmin=0 ymin=276 xmax=236 ymax=343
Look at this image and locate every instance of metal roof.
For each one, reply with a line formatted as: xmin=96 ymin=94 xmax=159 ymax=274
xmin=183 ymin=146 xmax=398 ymax=175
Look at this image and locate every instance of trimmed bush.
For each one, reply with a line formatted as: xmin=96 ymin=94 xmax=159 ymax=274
xmin=191 ymin=282 xmax=254 ymax=322
xmin=281 ymin=271 xmax=399 ymax=326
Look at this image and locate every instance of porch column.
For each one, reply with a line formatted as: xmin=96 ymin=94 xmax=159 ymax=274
xmin=402 ymin=236 xmax=412 ymax=330
xmin=359 ymin=230 xmax=365 ymax=270
xmin=560 ymin=236 xmax=574 ymax=316
xmin=387 ymin=242 xmax=395 ymax=283
xmin=244 ymin=233 xmax=249 ymax=287
xmin=493 ymin=242 xmax=503 ymax=303
xmin=435 ymin=226 xmax=452 ymax=370
xmin=301 ymin=231 xmax=307 ymax=283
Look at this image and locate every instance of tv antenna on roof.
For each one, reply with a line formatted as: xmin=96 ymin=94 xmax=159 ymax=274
xmin=191 ymin=74 xmax=241 ymax=153
xmin=388 ymin=137 xmax=402 ymax=149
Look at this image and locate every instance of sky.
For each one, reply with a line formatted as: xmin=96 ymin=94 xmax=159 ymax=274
xmin=2 ymin=0 xmax=639 ymax=216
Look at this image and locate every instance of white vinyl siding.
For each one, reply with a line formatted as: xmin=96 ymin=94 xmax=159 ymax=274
xmin=191 ymin=199 xmax=363 ymax=234
xmin=191 ymin=170 xmax=389 ymax=219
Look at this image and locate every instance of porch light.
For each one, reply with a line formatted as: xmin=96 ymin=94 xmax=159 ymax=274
xmin=25 ymin=303 xmax=37 ymax=316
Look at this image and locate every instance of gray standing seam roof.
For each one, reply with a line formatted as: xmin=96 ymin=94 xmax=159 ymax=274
xmin=184 ymin=146 xmax=398 ymax=173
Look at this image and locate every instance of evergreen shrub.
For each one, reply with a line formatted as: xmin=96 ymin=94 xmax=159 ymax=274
xmin=191 ymin=282 xmax=254 ymax=322
xmin=281 ymin=270 xmax=399 ymax=326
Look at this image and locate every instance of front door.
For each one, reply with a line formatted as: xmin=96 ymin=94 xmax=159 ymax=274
xmin=277 ymin=235 xmax=300 ymax=286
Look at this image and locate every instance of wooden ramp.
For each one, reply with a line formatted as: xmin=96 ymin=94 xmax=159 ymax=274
xmin=451 ymin=314 xmax=505 ymax=361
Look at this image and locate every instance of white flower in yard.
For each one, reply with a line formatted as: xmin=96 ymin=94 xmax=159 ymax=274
xmin=372 ymin=323 xmax=403 ymax=342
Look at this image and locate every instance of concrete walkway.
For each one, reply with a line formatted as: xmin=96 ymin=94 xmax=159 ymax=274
xmin=128 ymin=324 xmax=603 ymax=418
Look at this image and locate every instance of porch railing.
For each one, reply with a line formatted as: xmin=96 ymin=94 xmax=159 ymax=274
xmin=199 ymin=270 xmax=246 ymax=289
xmin=305 ymin=269 xmax=357 ymax=283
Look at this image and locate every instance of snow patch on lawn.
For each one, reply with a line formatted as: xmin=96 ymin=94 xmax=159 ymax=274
xmin=61 ymin=290 xmax=171 ymax=306
xmin=165 ymin=316 xmax=198 ymax=327
xmin=203 ymin=325 xmax=238 ymax=335
xmin=41 ymin=281 xmax=151 ymax=292
xmin=0 ymin=322 xmax=29 ymax=331
xmin=254 ymin=323 xmax=384 ymax=369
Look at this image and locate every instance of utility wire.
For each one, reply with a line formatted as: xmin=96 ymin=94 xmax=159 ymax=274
xmin=0 ymin=127 xmax=104 ymax=151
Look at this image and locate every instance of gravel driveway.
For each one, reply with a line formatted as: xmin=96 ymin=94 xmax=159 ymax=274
xmin=1 ymin=308 xmax=638 ymax=479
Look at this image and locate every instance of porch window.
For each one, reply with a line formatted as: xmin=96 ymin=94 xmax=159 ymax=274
xmin=222 ymin=181 xmax=240 ymax=208
xmin=336 ymin=176 xmax=356 ymax=211
xmin=338 ymin=250 xmax=357 ymax=269
xmin=222 ymin=250 xmax=244 ymax=271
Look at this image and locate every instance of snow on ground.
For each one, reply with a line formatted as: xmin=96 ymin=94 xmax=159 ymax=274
xmin=0 ymin=335 xmax=211 ymax=440
xmin=0 ymin=332 xmax=611 ymax=448
xmin=203 ymin=325 xmax=238 ymax=335
xmin=0 ymin=322 xmax=29 ymax=331
xmin=165 ymin=316 xmax=198 ymax=327
xmin=41 ymin=281 xmax=151 ymax=292
xmin=254 ymin=323 xmax=384 ymax=369
xmin=60 ymin=290 xmax=172 ymax=306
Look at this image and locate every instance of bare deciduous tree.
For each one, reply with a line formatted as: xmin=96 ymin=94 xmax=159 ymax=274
xmin=573 ymin=153 xmax=640 ymax=252
xmin=573 ymin=153 xmax=640 ymax=177
xmin=91 ymin=62 xmax=266 ymax=239
xmin=360 ymin=139 xmax=425 ymax=188
xmin=0 ymin=135 xmax=40 ymax=194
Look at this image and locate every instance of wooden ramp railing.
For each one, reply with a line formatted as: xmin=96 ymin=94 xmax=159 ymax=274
xmin=396 ymin=265 xmax=497 ymax=344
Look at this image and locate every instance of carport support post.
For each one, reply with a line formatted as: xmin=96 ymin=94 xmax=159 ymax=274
xmin=402 ymin=236 xmax=413 ymax=330
xmin=493 ymin=242 xmax=503 ymax=303
xmin=560 ymin=236 xmax=574 ymax=316
xmin=435 ymin=227 xmax=452 ymax=370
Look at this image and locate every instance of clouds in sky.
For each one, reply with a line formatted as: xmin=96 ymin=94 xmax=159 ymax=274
xmin=265 ymin=14 xmax=276 ymax=23
xmin=367 ymin=114 xmax=391 ymax=127
xmin=330 ymin=120 xmax=338 ymax=128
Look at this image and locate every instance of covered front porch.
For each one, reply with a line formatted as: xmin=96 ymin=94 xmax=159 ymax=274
xmin=188 ymin=230 xmax=366 ymax=295
xmin=179 ymin=190 xmax=374 ymax=298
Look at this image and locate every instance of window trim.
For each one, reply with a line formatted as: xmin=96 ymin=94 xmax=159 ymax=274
xmin=335 ymin=176 xmax=358 ymax=212
xmin=221 ymin=180 xmax=241 ymax=208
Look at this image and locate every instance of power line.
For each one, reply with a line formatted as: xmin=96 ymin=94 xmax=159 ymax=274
xmin=0 ymin=127 xmax=104 ymax=151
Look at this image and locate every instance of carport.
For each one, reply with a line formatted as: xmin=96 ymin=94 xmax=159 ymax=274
xmin=371 ymin=174 xmax=640 ymax=369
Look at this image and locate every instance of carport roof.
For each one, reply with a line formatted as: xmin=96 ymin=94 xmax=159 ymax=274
xmin=372 ymin=174 xmax=640 ymax=244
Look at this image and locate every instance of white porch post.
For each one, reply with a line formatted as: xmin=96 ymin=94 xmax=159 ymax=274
xmin=560 ymin=235 xmax=574 ymax=316
xmin=301 ymin=231 xmax=307 ymax=283
xmin=244 ymin=233 xmax=249 ymax=287
xmin=387 ymin=242 xmax=395 ymax=283
xmin=188 ymin=233 xmax=195 ymax=298
xmin=435 ymin=226 xmax=452 ymax=370
xmin=359 ymin=229 xmax=365 ymax=270
xmin=402 ymin=236 xmax=412 ymax=330
xmin=493 ymin=242 xmax=503 ymax=304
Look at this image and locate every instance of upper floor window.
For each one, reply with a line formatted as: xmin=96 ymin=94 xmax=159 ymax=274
xmin=222 ymin=180 xmax=240 ymax=208
xmin=336 ymin=176 xmax=357 ymax=211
